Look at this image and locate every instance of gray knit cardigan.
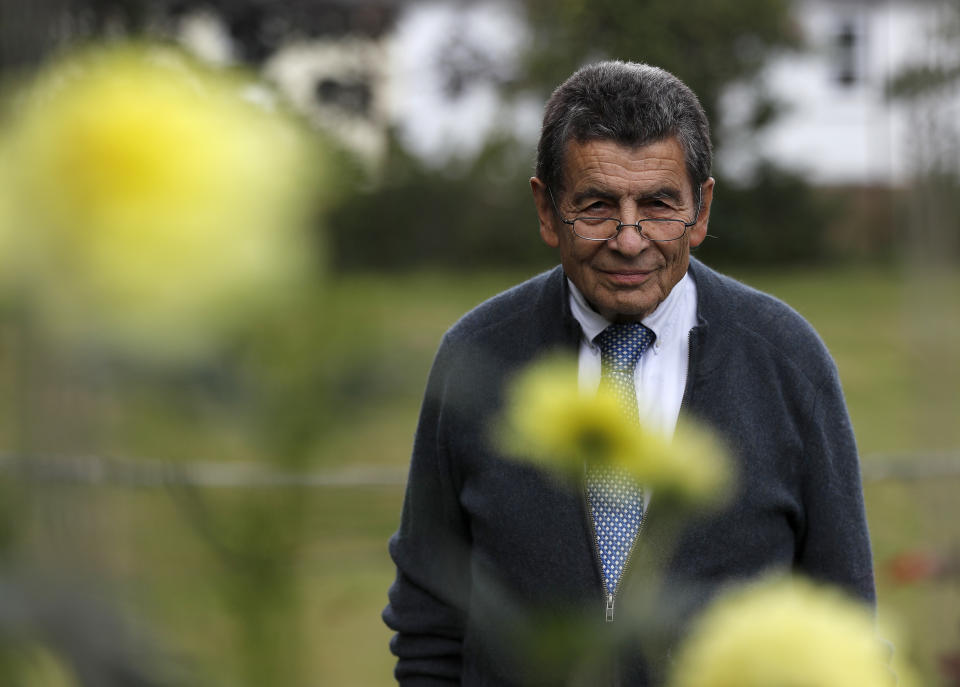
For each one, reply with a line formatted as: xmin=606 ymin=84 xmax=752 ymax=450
xmin=384 ymin=258 xmax=875 ymax=686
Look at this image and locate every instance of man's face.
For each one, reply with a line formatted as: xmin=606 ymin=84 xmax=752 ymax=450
xmin=532 ymin=137 xmax=714 ymax=322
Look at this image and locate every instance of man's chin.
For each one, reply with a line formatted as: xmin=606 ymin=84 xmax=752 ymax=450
xmin=594 ymin=294 xmax=658 ymax=322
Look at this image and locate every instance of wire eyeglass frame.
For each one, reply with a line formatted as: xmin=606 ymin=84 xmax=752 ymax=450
xmin=547 ymin=185 xmax=703 ymax=242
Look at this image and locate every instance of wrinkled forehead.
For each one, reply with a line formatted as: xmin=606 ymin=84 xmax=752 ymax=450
xmin=558 ymin=132 xmax=693 ymax=192
xmin=559 ymin=136 xmax=694 ymax=199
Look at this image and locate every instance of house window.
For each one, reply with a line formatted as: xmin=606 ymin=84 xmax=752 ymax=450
xmin=834 ymin=20 xmax=859 ymax=87
xmin=315 ymin=77 xmax=373 ymax=117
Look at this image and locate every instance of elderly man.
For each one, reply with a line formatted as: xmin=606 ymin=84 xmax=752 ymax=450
xmin=383 ymin=61 xmax=874 ymax=685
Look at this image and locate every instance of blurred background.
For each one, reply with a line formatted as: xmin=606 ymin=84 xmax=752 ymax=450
xmin=0 ymin=0 xmax=957 ymax=685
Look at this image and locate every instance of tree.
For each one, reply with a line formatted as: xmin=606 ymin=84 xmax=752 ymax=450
xmin=331 ymin=0 xmax=833 ymax=271
xmin=886 ymin=1 xmax=960 ymax=264
xmin=518 ymin=0 xmax=799 ymax=141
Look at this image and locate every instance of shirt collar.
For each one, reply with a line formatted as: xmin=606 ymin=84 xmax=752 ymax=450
xmin=567 ymin=279 xmax=609 ymax=343
xmin=567 ymin=271 xmax=695 ymax=350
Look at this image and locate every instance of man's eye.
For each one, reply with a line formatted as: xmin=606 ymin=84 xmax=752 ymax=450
xmin=643 ymin=200 xmax=675 ymax=215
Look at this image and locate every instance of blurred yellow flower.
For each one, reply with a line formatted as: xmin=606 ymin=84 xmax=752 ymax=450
xmin=1 ymin=43 xmax=324 ymax=360
xmin=498 ymin=356 xmax=637 ymax=479
xmin=669 ymin=576 xmax=894 ymax=687
xmin=497 ymin=356 xmax=730 ymax=503
xmin=646 ymin=419 xmax=732 ymax=505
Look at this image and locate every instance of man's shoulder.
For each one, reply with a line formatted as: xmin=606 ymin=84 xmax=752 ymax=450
xmin=691 ymin=260 xmax=802 ymax=321
xmin=428 ymin=266 xmax=573 ymax=394
xmin=444 ymin=266 xmax=566 ymax=344
xmin=690 ymin=259 xmax=835 ymax=374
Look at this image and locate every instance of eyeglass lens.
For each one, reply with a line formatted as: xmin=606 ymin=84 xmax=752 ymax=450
xmin=572 ymin=218 xmax=687 ymax=241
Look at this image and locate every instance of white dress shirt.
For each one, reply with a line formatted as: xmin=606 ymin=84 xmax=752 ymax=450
xmin=568 ymin=271 xmax=698 ymax=438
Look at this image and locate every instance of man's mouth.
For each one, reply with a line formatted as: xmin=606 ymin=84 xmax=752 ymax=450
xmin=599 ymin=268 xmax=656 ymax=285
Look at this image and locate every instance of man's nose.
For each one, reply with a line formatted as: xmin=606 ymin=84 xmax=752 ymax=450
xmin=607 ymin=221 xmax=650 ymax=255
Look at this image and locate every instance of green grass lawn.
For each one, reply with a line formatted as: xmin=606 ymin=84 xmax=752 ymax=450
xmin=315 ymin=263 xmax=960 ymax=464
xmin=312 ymin=264 xmax=960 ymax=686
xmin=727 ymin=264 xmax=960 ymax=456
xmin=6 ymin=264 xmax=960 ymax=686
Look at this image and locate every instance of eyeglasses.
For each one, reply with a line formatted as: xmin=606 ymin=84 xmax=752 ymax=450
xmin=548 ymin=186 xmax=702 ymax=242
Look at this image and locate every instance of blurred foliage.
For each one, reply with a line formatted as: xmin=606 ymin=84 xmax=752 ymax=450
xmin=328 ymin=133 xmax=553 ymax=272
xmin=885 ymin=0 xmax=960 ymax=102
xmin=0 ymin=38 xmax=351 ymax=687
xmin=884 ymin=1 xmax=960 ymax=267
xmin=887 ymin=64 xmax=960 ymax=100
xmin=518 ymin=0 xmax=800 ymax=135
xmin=900 ymin=169 xmax=960 ymax=264
xmin=3 ymin=0 xmax=855 ymax=271
xmin=0 ymin=267 xmax=411 ymax=686
xmin=328 ymin=0 xmax=852 ymax=271
xmin=698 ymin=161 xmax=844 ymax=267
xmin=329 ymin=139 xmax=844 ymax=272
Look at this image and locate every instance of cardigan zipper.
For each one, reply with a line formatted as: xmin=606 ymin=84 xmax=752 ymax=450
xmin=583 ymin=481 xmax=612 ymax=620
xmin=609 ymin=495 xmax=648 ymax=621
xmin=678 ymin=328 xmax=698 ymax=415
xmin=593 ymin=329 xmax=697 ymax=681
xmin=593 ymin=328 xmax=698 ymax=624
xmin=584 ymin=480 xmax=649 ymax=624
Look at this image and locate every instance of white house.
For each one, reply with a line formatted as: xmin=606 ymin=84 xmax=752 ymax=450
xmin=172 ymin=0 xmax=959 ymax=186
xmin=721 ymin=0 xmax=960 ymax=186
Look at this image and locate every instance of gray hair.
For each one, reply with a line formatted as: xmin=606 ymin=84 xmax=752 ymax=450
xmin=535 ymin=61 xmax=712 ymax=195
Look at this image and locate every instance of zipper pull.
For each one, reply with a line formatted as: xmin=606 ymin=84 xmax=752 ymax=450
xmin=605 ymin=593 xmax=615 ymax=623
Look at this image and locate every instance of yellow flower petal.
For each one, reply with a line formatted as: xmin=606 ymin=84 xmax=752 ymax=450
xmin=497 ymin=356 xmax=731 ymax=503
xmin=2 ymin=43 xmax=325 ymax=361
xmin=670 ymin=576 xmax=894 ymax=687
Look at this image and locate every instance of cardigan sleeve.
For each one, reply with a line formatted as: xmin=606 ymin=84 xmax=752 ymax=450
xmin=383 ymin=337 xmax=472 ymax=685
xmin=795 ymin=367 xmax=876 ymax=605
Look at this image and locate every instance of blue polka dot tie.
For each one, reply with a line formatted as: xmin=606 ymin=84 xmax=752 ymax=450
xmin=587 ymin=322 xmax=654 ymax=596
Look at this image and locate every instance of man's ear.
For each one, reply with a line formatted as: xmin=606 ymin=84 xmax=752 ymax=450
xmin=530 ymin=177 xmax=560 ymax=248
xmin=688 ymin=177 xmax=715 ymax=249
